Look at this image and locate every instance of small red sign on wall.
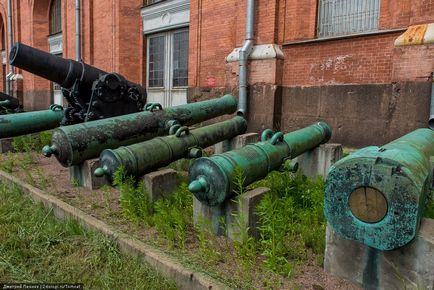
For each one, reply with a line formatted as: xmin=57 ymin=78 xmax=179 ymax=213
xmin=206 ymin=76 xmax=216 ymax=87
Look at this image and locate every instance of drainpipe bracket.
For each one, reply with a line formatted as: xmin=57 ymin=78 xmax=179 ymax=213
xmin=226 ymin=44 xmax=285 ymax=63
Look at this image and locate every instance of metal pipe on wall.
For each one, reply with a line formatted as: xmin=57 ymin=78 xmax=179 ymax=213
xmin=6 ymin=0 xmax=14 ymax=95
xmin=75 ymin=0 xmax=81 ymax=61
xmin=429 ymin=72 xmax=434 ymax=130
xmin=237 ymin=0 xmax=255 ymax=116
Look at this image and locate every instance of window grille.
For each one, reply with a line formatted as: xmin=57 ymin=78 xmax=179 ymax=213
xmin=49 ymin=0 xmax=62 ymax=35
xmin=317 ymin=0 xmax=380 ymax=38
xmin=146 ymin=0 xmax=165 ymax=6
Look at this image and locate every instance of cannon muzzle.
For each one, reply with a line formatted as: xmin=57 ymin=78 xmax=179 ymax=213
xmin=43 ymin=95 xmax=238 ymax=167
xmin=94 ymin=116 xmax=247 ymax=181
xmin=324 ymin=128 xmax=434 ymax=250
xmin=188 ymin=121 xmax=332 ymax=206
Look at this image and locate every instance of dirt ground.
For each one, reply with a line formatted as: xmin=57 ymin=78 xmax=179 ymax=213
xmin=1 ymin=152 xmax=362 ymax=290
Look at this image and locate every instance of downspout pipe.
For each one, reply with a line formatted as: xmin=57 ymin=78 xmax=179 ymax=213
xmin=75 ymin=0 xmax=81 ymax=61
xmin=429 ymin=72 xmax=434 ymax=130
xmin=237 ymin=0 xmax=255 ymax=116
xmin=6 ymin=0 xmax=13 ymax=95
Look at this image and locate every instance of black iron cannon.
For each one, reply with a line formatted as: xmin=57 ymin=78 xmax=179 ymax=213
xmin=9 ymin=42 xmax=147 ymax=125
xmin=0 ymin=91 xmax=21 ymax=112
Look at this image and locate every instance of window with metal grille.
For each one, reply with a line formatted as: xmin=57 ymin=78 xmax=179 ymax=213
xmin=317 ymin=0 xmax=380 ymax=38
xmin=145 ymin=0 xmax=165 ymax=6
xmin=49 ymin=0 xmax=62 ymax=35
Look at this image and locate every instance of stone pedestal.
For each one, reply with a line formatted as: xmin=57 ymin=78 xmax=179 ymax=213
xmin=142 ymin=169 xmax=178 ymax=203
xmin=324 ymin=218 xmax=434 ymax=290
xmin=214 ymin=132 xmax=259 ymax=154
xmin=0 ymin=138 xmax=14 ymax=153
xmin=294 ymin=143 xmax=343 ymax=178
xmin=69 ymin=158 xmax=110 ymax=190
xmin=193 ymin=187 xmax=270 ymax=240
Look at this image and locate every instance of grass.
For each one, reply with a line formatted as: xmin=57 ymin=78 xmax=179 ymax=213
xmin=252 ymin=172 xmax=326 ymax=276
xmin=115 ymin=165 xmax=326 ymax=287
xmin=0 ymin=182 xmax=177 ymax=290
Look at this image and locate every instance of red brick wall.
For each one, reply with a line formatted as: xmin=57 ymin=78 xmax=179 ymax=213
xmin=282 ymin=33 xmax=400 ymax=87
xmin=188 ymin=0 xmax=281 ymax=88
xmin=189 ymin=0 xmax=434 ymax=89
xmin=0 ymin=0 xmax=144 ymax=110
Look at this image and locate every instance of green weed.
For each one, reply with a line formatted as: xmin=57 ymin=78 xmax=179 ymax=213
xmin=12 ymin=131 xmax=52 ymax=153
xmin=0 ymin=182 xmax=177 ymax=289
xmin=152 ymin=183 xmax=192 ymax=248
xmin=1 ymin=152 xmax=16 ymax=173
xmin=114 ymin=166 xmax=152 ymax=223
xmin=424 ymin=189 xmax=434 ymax=219
xmin=253 ymin=172 xmax=326 ymax=277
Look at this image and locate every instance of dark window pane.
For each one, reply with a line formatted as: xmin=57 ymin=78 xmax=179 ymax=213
xmin=50 ymin=0 xmax=62 ymax=35
xmin=172 ymin=31 xmax=188 ymax=87
xmin=148 ymin=35 xmax=165 ymax=88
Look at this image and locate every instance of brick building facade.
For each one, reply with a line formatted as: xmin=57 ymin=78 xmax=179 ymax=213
xmin=0 ymin=0 xmax=433 ymax=147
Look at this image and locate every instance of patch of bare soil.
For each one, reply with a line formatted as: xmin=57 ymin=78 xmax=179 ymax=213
xmin=1 ymin=152 xmax=362 ymax=290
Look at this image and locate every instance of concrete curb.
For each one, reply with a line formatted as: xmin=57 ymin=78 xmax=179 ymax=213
xmin=0 ymin=169 xmax=230 ymax=290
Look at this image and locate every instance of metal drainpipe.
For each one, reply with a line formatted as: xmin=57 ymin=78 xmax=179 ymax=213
xmin=429 ymin=72 xmax=434 ymax=130
xmin=6 ymin=0 xmax=13 ymax=95
xmin=75 ymin=0 xmax=81 ymax=61
xmin=237 ymin=0 xmax=255 ymax=116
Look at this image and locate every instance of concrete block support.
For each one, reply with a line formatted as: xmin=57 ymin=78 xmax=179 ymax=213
xmin=0 ymin=138 xmax=14 ymax=153
xmin=294 ymin=143 xmax=343 ymax=179
xmin=69 ymin=158 xmax=110 ymax=190
xmin=143 ymin=169 xmax=178 ymax=203
xmin=193 ymin=187 xmax=270 ymax=240
xmin=324 ymin=219 xmax=434 ymax=290
xmin=214 ymin=132 xmax=259 ymax=154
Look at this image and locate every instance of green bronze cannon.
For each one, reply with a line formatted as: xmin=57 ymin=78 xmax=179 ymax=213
xmin=0 ymin=105 xmax=64 ymax=139
xmin=43 ymin=95 xmax=238 ymax=167
xmin=324 ymin=128 xmax=434 ymax=251
xmin=93 ymin=116 xmax=247 ymax=181
xmin=188 ymin=122 xmax=332 ymax=206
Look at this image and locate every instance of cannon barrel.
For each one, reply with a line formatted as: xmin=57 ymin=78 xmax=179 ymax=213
xmin=324 ymin=128 xmax=434 ymax=250
xmin=42 ymin=95 xmax=238 ymax=167
xmin=10 ymin=42 xmax=105 ymax=94
xmin=94 ymin=116 xmax=247 ymax=181
xmin=0 ymin=92 xmax=20 ymax=110
xmin=188 ymin=122 xmax=332 ymax=206
xmin=10 ymin=43 xmax=147 ymax=125
xmin=0 ymin=105 xmax=64 ymax=138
